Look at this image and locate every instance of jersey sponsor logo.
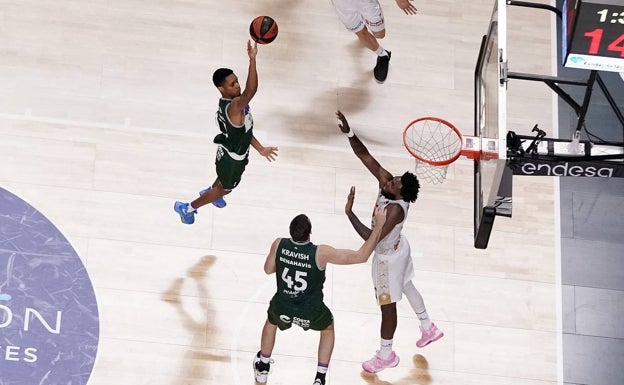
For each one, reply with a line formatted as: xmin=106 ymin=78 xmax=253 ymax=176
xmin=279 ymin=256 xmax=312 ymax=270
xmin=279 ymin=314 xmax=292 ymax=323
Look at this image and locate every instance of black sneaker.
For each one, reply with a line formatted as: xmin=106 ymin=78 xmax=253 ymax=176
xmin=373 ymin=50 xmax=391 ymax=83
xmin=253 ymin=351 xmax=272 ymax=383
xmin=313 ymin=376 xmax=326 ymax=385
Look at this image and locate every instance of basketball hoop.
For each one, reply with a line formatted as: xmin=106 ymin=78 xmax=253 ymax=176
xmin=402 ymin=117 xmax=483 ymax=184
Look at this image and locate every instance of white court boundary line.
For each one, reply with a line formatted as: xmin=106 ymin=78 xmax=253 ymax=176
xmin=229 ymin=280 xmax=273 ymax=385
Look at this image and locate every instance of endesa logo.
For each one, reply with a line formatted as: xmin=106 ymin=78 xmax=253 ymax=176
xmin=0 ymin=188 xmax=99 ymax=385
xmin=520 ymin=162 xmax=615 ymax=177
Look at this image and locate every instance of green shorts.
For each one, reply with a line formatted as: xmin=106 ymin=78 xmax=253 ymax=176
xmin=267 ymin=296 xmax=333 ymax=331
xmin=215 ymin=147 xmax=249 ymax=190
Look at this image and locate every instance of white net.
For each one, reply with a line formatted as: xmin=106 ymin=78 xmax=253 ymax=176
xmin=403 ymin=118 xmax=462 ymax=184
xmin=413 ymin=159 xmax=449 ymax=184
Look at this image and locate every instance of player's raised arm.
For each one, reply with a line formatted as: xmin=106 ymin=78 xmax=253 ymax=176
xmin=344 ymin=186 xmax=372 ymax=240
xmin=318 ymin=207 xmax=387 ymax=267
xmin=336 ymin=110 xmax=393 ymax=185
xmin=230 ymin=40 xmax=259 ymax=116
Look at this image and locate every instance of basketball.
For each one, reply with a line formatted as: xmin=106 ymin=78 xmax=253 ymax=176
xmin=249 ymin=16 xmax=278 ymax=44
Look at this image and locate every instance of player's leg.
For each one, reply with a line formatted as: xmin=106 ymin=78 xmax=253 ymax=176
xmin=192 ymin=180 xmax=229 ymax=209
xmin=253 ymin=319 xmax=278 ymax=384
xmin=332 ymin=0 xmax=390 ymax=82
xmin=174 ymin=152 xmax=244 ymax=223
xmin=400 ymin=236 xmax=444 ymax=347
xmin=260 ymin=319 xmax=278 ymax=357
xmin=404 ymin=280 xmax=444 ymax=347
xmin=362 ymin=303 xmax=400 ymax=373
xmin=174 ymin=181 xmax=229 ymax=224
xmin=314 ymin=321 xmax=334 ymax=385
xmin=254 ymin=299 xmax=290 ymax=384
xmin=194 ymin=151 xmax=244 ymax=209
xmin=198 ymin=178 xmax=227 ymax=208
xmin=308 ymin=303 xmax=334 ymax=385
xmin=363 ymin=253 xmax=401 ymax=373
xmin=360 ymin=0 xmax=391 ymax=82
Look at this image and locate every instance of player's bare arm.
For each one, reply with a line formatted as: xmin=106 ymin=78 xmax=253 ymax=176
xmin=230 ymin=40 xmax=259 ymax=123
xmin=264 ymin=237 xmax=279 ymax=274
xmin=336 ymin=110 xmax=393 ymax=185
xmin=378 ymin=203 xmax=405 ymax=241
xmin=345 ymin=186 xmax=373 ymax=240
xmin=251 ymin=136 xmax=279 ymax=162
xmin=396 ymin=0 xmax=418 ymax=15
xmin=318 ymin=207 xmax=387 ymax=267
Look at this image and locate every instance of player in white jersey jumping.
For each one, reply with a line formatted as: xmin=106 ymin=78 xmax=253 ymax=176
xmin=331 ymin=0 xmax=417 ymax=83
xmin=336 ymin=110 xmax=443 ymax=373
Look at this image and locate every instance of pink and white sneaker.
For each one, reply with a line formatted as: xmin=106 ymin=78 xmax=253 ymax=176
xmin=416 ymin=322 xmax=444 ymax=348
xmin=361 ymin=350 xmax=400 ymax=373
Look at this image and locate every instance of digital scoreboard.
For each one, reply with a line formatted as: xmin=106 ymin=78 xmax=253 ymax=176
xmin=563 ymin=0 xmax=624 ymax=72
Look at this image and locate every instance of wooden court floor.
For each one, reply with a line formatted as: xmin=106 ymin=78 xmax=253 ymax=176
xmin=0 ymin=0 xmax=560 ymax=384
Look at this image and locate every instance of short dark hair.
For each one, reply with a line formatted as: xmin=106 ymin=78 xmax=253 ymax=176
xmin=212 ymin=68 xmax=233 ymax=87
xmin=400 ymin=171 xmax=420 ymax=202
xmin=289 ymin=214 xmax=312 ymax=242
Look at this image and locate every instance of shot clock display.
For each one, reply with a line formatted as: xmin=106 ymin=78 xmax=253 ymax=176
xmin=563 ymin=0 xmax=624 ymax=72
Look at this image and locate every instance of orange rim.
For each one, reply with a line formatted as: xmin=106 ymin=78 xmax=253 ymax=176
xmin=402 ymin=117 xmax=464 ymax=166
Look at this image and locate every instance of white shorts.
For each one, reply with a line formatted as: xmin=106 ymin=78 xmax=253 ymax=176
xmin=331 ymin=0 xmax=386 ymax=33
xmin=371 ymin=234 xmax=415 ymax=306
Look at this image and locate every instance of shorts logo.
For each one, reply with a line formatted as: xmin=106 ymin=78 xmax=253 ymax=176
xmin=292 ymin=316 xmax=310 ymax=329
xmin=279 ymin=314 xmax=291 ymax=323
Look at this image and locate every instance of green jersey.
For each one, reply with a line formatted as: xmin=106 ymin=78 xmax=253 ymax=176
xmin=274 ymin=238 xmax=325 ymax=305
xmin=213 ymin=98 xmax=254 ymax=157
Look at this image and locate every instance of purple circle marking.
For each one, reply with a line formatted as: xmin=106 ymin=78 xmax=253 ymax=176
xmin=0 ymin=187 xmax=99 ymax=384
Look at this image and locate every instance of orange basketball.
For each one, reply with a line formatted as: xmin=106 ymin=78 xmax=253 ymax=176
xmin=249 ymin=16 xmax=278 ymax=45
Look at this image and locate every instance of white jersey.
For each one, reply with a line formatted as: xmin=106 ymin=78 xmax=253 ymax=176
xmin=371 ymin=190 xmax=409 ymax=254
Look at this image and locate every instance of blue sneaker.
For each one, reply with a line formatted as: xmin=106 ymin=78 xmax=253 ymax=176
xmin=199 ymin=186 xmax=227 ymax=208
xmin=174 ymin=201 xmax=196 ymax=224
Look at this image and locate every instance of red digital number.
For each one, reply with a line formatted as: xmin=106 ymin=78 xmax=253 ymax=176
xmin=583 ymin=29 xmax=624 ymax=57
xmin=584 ymin=28 xmax=603 ymax=54
xmin=607 ymin=34 xmax=624 ymax=57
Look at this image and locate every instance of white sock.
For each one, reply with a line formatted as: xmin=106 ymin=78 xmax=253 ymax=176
xmin=403 ymin=281 xmax=432 ymax=330
xmin=379 ymin=338 xmax=393 ymax=358
xmin=260 ymin=353 xmax=271 ymax=364
xmin=187 ymin=203 xmax=197 ymax=212
xmin=374 ymin=45 xmax=387 ymax=57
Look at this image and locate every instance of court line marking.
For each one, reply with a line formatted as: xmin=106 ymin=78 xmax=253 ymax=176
xmin=229 ymin=279 xmax=272 ymax=385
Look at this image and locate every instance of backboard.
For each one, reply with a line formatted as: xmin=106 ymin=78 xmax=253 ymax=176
xmin=474 ymin=0 xmax=511 ymax=249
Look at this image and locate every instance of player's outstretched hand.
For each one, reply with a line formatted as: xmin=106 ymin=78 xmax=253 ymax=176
xmin=373 ymin=206 xmax=387 ymax=227
xmin=259 ymin=146 xmax=278 ymax=162
xmin=336 ymin=110 xmax=351 ymax=135
xmin=345 ymin=186 xmax=355 ymax=214
xmin=247 ymin=40 xmax=258 ymax=59
xmin=396 ymin=0 xmax=417 ymax=15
